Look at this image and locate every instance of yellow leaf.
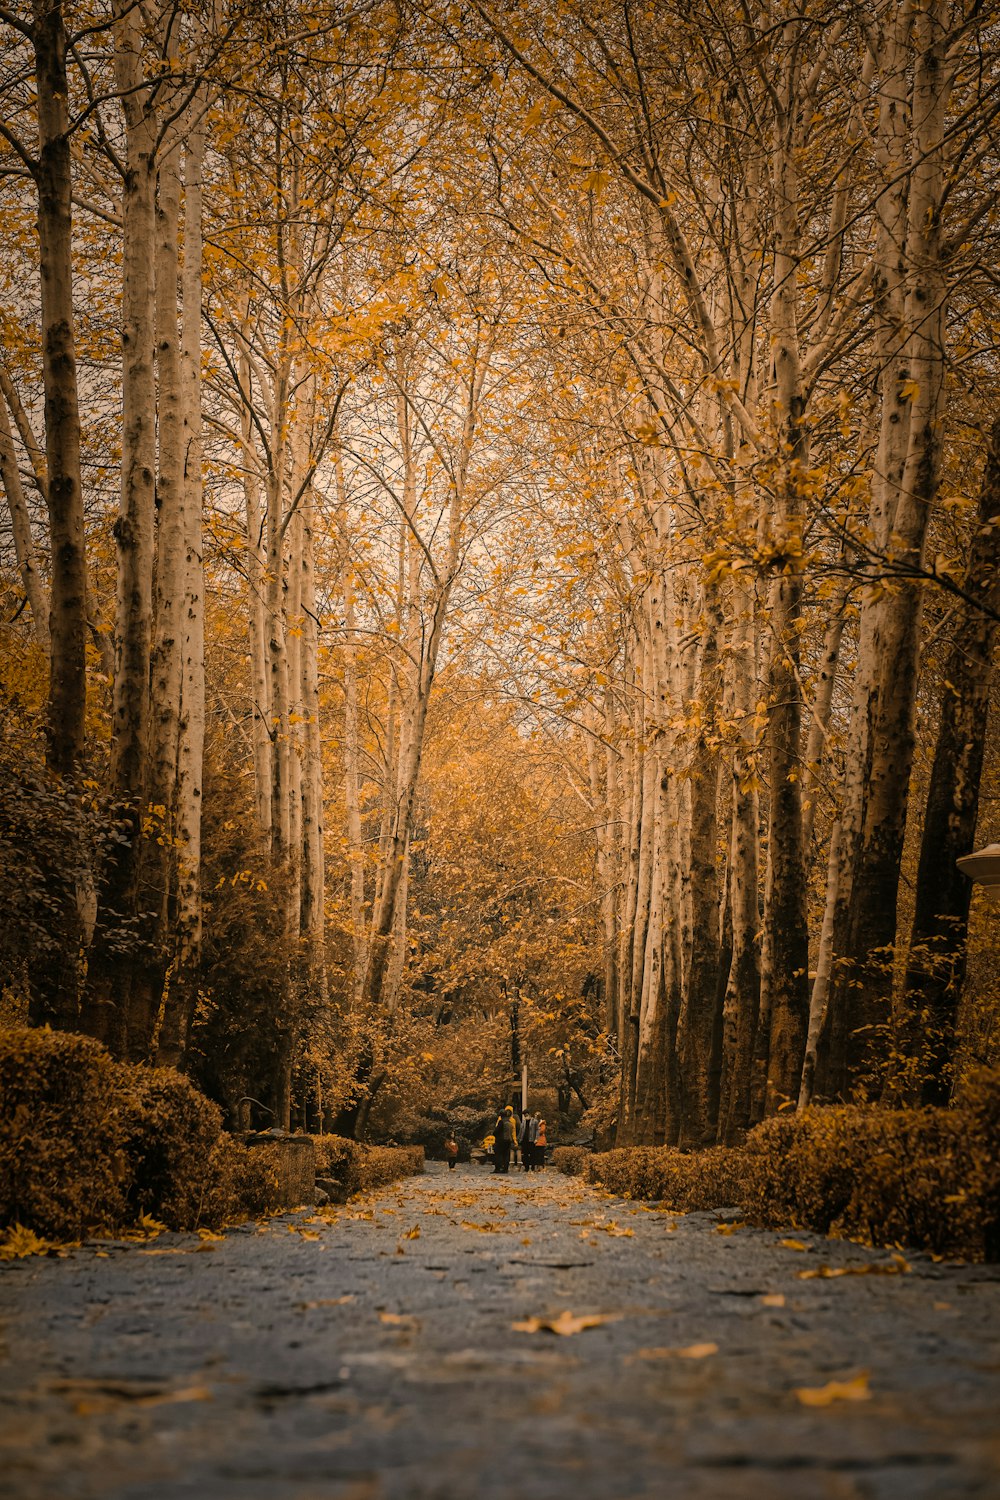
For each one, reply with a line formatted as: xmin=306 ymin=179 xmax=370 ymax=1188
xmin=676 ymin=1342 xmax=719 ymax=1359
xmin=795 ymin=1371 xmax=871 ymax=1407
xmin=780 ymin=1238 xmax=809 ymax=1252
xmin=0 ymin=1224 xmax=57 ymax=1260
xmin=512 ymin=1310 xmax=620 ymax=1336
xmin=402 ymin=1225 xmax=421 ymax=1240
xmin=760 ymin=1294 xmax=786 ymax=1307
xmin=379 ymin=1311 xmax=419 ymax=1327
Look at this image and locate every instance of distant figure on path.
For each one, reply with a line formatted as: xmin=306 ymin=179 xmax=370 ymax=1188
xmin=519 ymin=1110 xmax=539 ymax=1171
xmin=535 ymin=1117 xmax=547 ymax=1168
xmin=444 ymin=1130 xmax=458 ymax=1169
xmin=493 ymin=1106 xmax=516 ymax=1173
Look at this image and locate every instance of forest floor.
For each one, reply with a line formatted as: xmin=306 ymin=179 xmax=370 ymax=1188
xmin=1 ymin=1163 xmax=998 ymax=1500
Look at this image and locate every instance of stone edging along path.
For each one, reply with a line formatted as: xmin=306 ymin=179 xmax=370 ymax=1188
xmin=1 ymin=1161 xmax=998 ymax=1500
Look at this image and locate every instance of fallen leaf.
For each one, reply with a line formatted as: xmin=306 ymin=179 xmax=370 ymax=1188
xmin=625 ymin=1341 xmax=718 ymax=1362
xmin=798 ymin=1254 xmax=909 ymax=1281
xmin=512 ymin=1311 xmax=619 ymax=1336
xmin=197 ymin=1228 xmax=225 ymax=1242
xmin=0 ymin=1224 xmax=59 ymax=1260
xmin=402 ymin=1226 xmax=421 ymax=1240
xmin=780 ymin=1238 xmax=809 ymax=1252
xmin=714 ymin=1223 xmax=743 ymax=1236
xmin=795 ymin=1371 xmax=871 ymax=1407
xmin=51 ymin=1379 xmax=212 ymax=1414
xmin=933 ymin=1300 xmax=952 ymax=1311
xmin=378 ymin=1311 xmax=419 ymax=1328
xmin=760 ymin=1294 xmax=786 ymax=1307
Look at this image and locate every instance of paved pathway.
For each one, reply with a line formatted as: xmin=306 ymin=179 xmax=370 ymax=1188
xmin=1 ymin=1162 xmax=998 ymax=1500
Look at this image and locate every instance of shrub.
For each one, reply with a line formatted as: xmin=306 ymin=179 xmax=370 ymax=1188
xmin=582 ymin=1072 xmax=1000 ymax=1260
xmin=587 ymin=1145 xmax=746 ymax=1211
xmin=197 ymin=1135 xmax=283 ymax=1228
xmin=310 ymin=1135 xmax=423 ymax=1199
xmin=0 ymin=1026 xmax=125 ymax=1238
xmin=116 ymin=1067 xmax=224 ymax=1230
xmin=551 ymin=1146 xmax=589 ymax=1176
xmin=0 ymin=1026 xmax=286 ymax=1238
xmin=741 ymin=1090 xmax=998 ymax=1259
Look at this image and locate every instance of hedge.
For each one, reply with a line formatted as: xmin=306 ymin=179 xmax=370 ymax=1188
xmin=587 ymin=1144 xmax=748 ymax=1212
xmin=567 ymin=1071 xmax=1000 ymax=1261
xmin=312 ymin=1135 xmax=424 ymax=1200
xmin=0 ymin=1026 xmax=282 ymax=1238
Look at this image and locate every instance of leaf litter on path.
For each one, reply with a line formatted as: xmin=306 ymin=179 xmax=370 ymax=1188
xmin=512 ymin=1311 xmax=621 ymax=1336
xmin=795 ymin=1371 xmax=871 ymax=1407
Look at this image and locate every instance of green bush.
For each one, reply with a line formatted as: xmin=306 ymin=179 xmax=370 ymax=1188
xmin=587 ymin=1145 xmax=747 ymax=1211
xmin=0 ymin=1026 xmax=126 ymax=1238
xmin=310 ymin=1135 xmax=423 ymax=1199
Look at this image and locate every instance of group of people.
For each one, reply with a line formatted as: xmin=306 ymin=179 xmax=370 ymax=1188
xmin=491 ymin=1104 xmax=547 ymax=1172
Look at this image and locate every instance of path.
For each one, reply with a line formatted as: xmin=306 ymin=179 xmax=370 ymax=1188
xmin=1 ymin=1163 xmax=998 ymax=1500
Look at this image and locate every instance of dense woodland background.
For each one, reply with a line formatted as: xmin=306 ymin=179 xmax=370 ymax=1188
xmin=1 ymin=0 xmax=998 ymax=1151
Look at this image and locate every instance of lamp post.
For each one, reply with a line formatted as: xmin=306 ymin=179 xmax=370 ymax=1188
xmin=956 ymin=843 xmax=1000 ymax=904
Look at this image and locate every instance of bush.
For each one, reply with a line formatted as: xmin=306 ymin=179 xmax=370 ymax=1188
xmin=583 ymin=1072 xmax=1000 ymax=1260
xmin=551 ymin=1146 xmax=589 ymax=1176
xmin=197 ymin=1135 xmax=283 ymax=1228
xmin=741 ymin=1087 xmax=999 ymax=1260
xmin=587 ymin=1145 xmax=747 ymax=1211
xmin=0 ymin=1027 xmax=125 ymax=1238
xmin=0 ymin=1026 xmax=292 ymax=1239
xmin=310 ymin=1135 xmax=423 ymax=1200
xmin=116 ymin=1067 xmax=224 ymax=1229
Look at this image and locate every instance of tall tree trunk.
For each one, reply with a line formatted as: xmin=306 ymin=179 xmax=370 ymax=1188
xmin=757 ymin=46 xmax=810 ymax=1116
xmin=84 ymin=1 xmax=158 ymax=1053
xmin=676 ymin=579 xmax=723 ymax=1145
xmin=717 ymin=579 xmax=760 ymax=1142
xmin=824 ymin=4 xmax=952 ymax=1098
xmin=240 ymin=335 xmax=272 ymax=835
xmin=31 ymin=0 xmax=87 ymax=776
xmin=157 ymin=101 xmax=206 ymax=1068
xmin=0 ymin=385 xmax=49 ymax=646
xmin=903 ymin=418 xmax=1000 ymax=1104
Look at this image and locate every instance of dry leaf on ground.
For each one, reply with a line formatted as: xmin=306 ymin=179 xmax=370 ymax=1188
xmin=780 ymin=1238 xmax=810 ymax=1252
xmin=512 ymin=1310 xmax=620 ymax=1336
xmin=760 ymin=1294 xmax=786 ymax=1307
xmin=402 ymin=1226 xmax=421 ymax=1239
xmin=795 ymin=1371 xmax=871 ymax=1407
xmin=624 ymin=1342 xmax=718 ymax=1362
xmin=798 ymin=1253 xmax=909 ymax=1281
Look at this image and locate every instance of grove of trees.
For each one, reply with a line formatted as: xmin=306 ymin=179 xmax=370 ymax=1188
xmin=1 ymin=0 xmax=997 ymax=1144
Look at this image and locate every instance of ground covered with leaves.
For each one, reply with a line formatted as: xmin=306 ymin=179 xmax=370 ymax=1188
xmin=0 ymin=1164 xmax=998 ymax=1499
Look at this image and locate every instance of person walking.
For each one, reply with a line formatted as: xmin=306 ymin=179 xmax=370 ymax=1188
xmin=519 ymin=1110 xmax=538 ymax=1171
xmin=535 ymin=1117 xmax=547 ymax=1169
xmin=493 ymin=1105 xmax=516 ymax=1173
xmin=444 ymin=1130 xmax=459 ymax=1170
